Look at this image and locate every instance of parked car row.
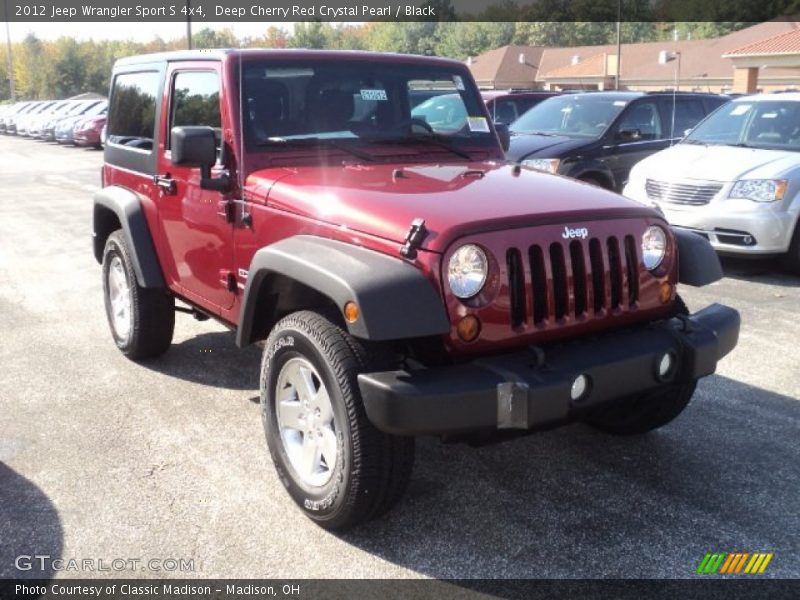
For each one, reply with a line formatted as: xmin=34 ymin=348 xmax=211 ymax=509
xmin=0 ymin=98 xmax=108 ymax=147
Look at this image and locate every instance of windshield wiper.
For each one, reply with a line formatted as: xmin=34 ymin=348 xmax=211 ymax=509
xmin=256 ymin=137 xmax=378 ymax=162
xmin=360 ymin=134 xmax=472 ymax=160
xmin=512 ymin=130 xmax=557 ymax=137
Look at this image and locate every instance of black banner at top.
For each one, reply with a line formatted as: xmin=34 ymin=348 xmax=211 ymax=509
xmin=2 ymin=0 xmax=800 ymax=23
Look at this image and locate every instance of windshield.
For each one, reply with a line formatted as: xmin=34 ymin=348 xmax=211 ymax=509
xmin=242 ymin=60 xmax=494 ymax=154
xmin=510 ymin=94 xmax=628 ymax=138
xmin=685 ymin=100 xmax=800 ymax=151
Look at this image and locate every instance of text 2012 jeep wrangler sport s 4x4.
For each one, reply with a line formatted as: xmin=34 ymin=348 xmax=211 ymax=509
xmin=93 ymin=50 xmax=740 ymax=530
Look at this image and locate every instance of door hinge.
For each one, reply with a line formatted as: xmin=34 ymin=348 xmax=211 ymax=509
xmin=217 ymin=200 xmax=235 ymax=223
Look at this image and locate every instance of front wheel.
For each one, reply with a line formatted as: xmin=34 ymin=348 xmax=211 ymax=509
xmin=582 ymin=381 xmax=697 ymax=435
xmin=779 ymin=222 xmax=800 ymax=274
xmin=260 ymin=310 xmax=414 ymax=530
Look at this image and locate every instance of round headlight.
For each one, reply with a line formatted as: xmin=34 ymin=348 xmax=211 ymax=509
xmin=642 ymin=226 xmax=667 ymax=271
xmin=448 ymin=244 xmax=488 ymax=299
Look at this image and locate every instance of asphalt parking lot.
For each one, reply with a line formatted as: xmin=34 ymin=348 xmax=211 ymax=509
xmin=0 ymin=136 xmax=797 ymax=581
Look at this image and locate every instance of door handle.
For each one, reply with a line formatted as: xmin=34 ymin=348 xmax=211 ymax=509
xmin=153 ymin=174 xmax=176 ymax=195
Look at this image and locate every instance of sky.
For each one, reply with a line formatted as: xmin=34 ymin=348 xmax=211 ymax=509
xmin=5 ymin=21 xmax=293 ymax=43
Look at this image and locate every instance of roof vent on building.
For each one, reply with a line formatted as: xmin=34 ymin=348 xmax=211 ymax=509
xmin=571 ymin=55 xmax=581 ymax=65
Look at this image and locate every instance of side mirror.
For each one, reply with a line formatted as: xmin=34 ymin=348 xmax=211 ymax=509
xmin=171 ymin=126 xmax=229 ymax=192
xmin=495 ymin=122 xmax=510 ymax=152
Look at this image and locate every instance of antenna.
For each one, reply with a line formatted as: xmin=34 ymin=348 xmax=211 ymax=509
xmin=238 ymin=51 xmax=249 ymax=224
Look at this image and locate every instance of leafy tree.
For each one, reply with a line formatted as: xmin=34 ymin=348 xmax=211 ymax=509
xmin=366 ymin=22 xmax=440 ymax=55
xmin=289 ymin=22 xmax=332 ymax=49
xmin=435 ymin=22 xmax=514 ymax=59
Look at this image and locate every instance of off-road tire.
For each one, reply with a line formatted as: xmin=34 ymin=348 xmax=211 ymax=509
xmin=102 ymin=230 xmax=174 ymax=359
xmin=582 ymin=295 xmax=696 ymax=435
xmin=582 ymin=380 xmax=697 ymax=435
xmin=260 ymin=310 xmax=414 ymax=530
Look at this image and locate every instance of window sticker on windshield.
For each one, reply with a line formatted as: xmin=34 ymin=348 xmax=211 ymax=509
xmin=730 ymin=104 xmax=751 ymax=116
xmin=453 ymin=75 xmax=466 ymax=91
xmin=467 ymin=116 xmax=490 ymax=132
xmin=360 ymin=89 xmax=388 ymax=101
xmin=761 ymin=112 xmax=778 ymax=119
xmin=613 ymin=101 xmax=628 ymax=106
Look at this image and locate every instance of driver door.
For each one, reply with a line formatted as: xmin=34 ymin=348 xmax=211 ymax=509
xmin=155 ymin=64 xmax=235 ymax=311
xmin=604 ymin=99 xmax=667 ymax=191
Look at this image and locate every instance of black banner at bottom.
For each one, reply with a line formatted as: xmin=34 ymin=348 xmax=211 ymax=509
xmin=1 ymin=579 xmax=798 ymax=600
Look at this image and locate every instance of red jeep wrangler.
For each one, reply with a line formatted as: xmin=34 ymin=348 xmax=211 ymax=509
xmin=94 ymin=50 xmax=740 ymax=530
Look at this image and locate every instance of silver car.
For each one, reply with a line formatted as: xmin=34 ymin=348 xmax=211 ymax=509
xmin=624 ymin=94 xmax=800 ymax=272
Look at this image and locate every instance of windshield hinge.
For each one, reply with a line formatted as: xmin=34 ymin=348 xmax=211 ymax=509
xmin=400 ymin=218 xmax=427 ymax=260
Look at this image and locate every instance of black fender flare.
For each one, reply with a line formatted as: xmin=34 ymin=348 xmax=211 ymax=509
xmin=236 ymin=236 xmax=450 ymax=347
xmin=92 ymin=186 xmax=165 ymax=288
xmin=672 ymin=227 xmax=723 ymax=287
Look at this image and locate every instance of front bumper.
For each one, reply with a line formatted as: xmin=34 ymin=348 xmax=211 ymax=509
xmin=661 ymin=202 xmax=797 ymax=255
xmin=624 ymin=182 xmax=797 ymax=255
xmin=358 ymin=304 xmax=739 ymax=435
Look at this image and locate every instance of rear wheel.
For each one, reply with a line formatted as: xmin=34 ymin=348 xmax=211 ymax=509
xmin=102 ymin=231 xmax=174 ymax=359
xmin=261 ymin=310 xmax=414 ymax=530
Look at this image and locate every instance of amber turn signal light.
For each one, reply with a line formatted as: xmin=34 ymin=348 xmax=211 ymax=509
xmin=343 ymin=302 xmax=360 ymax=323
xmin=659 ymin=282 xmax=673 ymax=304
xmin=456 ymin=315 xmax=481 ymax=342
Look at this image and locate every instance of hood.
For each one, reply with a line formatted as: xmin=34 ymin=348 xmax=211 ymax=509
xmin=506 ymin=133 xmax=594 ymax=162
xmin=634 ymin=143 xmax=800 ymax=182
xmin=248 ymin=161 xmax=656 ymax=253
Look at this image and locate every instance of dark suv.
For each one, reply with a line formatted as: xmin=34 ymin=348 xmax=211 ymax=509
xmin=94 ymin=50 xmax=739 ymax=530
xmin=481 ymin=90 xmax=560 ymax=125
xmin=507 ymin=91 xmax=729 ymax=191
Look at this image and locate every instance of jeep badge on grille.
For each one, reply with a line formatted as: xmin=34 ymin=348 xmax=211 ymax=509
xmin=562 ymin=226 xmax=589 ymax=239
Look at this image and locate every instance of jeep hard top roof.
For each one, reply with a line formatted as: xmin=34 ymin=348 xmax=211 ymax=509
xmin=113 ymin=49 xmax=465 ymax=70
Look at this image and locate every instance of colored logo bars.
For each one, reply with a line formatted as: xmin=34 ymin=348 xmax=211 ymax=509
xmin=696 ymin=552 xmax=773 ymax=574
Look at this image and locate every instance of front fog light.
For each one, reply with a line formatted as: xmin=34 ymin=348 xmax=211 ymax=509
xmin=642 ymin=225 xmax=667 ymax=271
xmin=570 ymin=374 xmax=590 ymax=401
xmin=448 ymin=244 xmax=489 ymax=299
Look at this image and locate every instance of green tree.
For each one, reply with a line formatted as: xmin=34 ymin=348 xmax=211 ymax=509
xmin=366 ymin=22 xmax=440 ymax=55
xmin=289 ymin=22 xmax=332 ymax=49
xmin=435 ymin=22 xmax=514 ymax=59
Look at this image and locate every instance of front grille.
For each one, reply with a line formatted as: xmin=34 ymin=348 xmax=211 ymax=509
xmin=645 ymin=179 xmax=722 ymax=206
xmin=507 ymin=236 xmax=640 ymax=328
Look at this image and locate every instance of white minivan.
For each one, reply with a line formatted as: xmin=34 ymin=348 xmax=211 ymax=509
xmin=624 ymin=94 xmax=800 ymax=271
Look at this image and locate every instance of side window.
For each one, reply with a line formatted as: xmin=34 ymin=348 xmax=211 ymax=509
xmin=107 ymin=71 xmax=159 ymax=151
xmin=617 ymin=100 xmax=662 ymax=141
xmin=169 ymin=71 xmax=221 ymax=152
xmin=669 ymin=98 xmax=706 ymax=137
xmin=492 ymin=99 xmax=518 ymax=125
